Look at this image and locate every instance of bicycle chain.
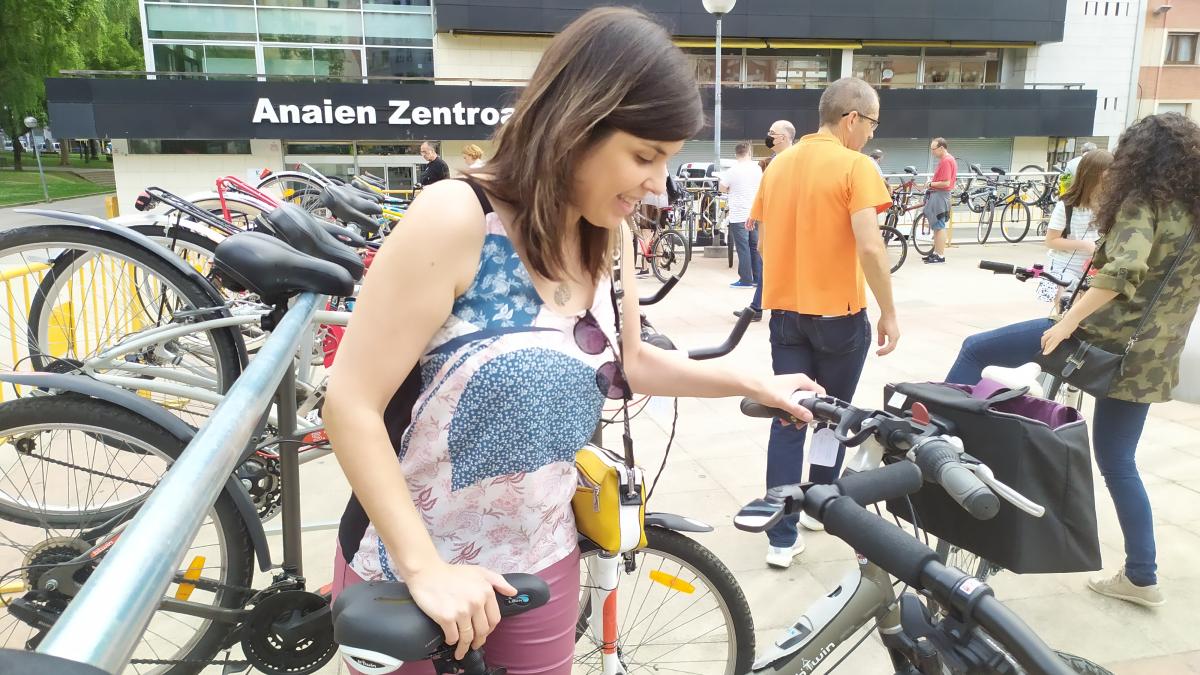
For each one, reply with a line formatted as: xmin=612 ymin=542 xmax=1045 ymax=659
xmin=15 ymin=440 xmax=157 ymax=490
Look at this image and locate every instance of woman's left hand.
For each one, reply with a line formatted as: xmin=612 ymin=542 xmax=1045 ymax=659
xmin=1041 ymin=320 xmax=1077 ymax=355
xmin=753 ymin=373 xmax=826 ymax=425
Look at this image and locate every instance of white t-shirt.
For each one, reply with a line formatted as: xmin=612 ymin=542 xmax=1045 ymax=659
xmin=1036 ymin=201 xmax=1100 ymax=302
xmin=721 ymin=160 xmax=763 ymax=223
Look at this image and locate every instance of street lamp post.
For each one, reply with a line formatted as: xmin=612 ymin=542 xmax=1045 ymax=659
xmin=703 ymin=0 xmax=736 ymax=249
xmin=23 ymin=116 xmax=50 ymax=203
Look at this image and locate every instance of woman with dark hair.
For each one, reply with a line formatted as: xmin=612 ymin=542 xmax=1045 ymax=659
xmin=322 ymin=7 xmax=822 ymax=673
xmin=1038 ymin=113 xmax=1200 ymax=607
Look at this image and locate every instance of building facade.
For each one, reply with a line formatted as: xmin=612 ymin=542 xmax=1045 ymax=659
xmin=47 ymin=0 xmax=1135 ymax=211
xmin=1135 ymin=0 xmax=1200 ymax=123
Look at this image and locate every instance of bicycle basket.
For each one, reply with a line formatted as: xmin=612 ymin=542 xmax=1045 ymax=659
xmin=884 ymin=381 xmax=1101 ymax=574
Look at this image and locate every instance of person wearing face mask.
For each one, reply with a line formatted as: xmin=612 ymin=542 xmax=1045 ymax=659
xmin=734 ymin=120 xmax=796 ymax=321
xmin=749 ymin=77 xmax=899 ymax=569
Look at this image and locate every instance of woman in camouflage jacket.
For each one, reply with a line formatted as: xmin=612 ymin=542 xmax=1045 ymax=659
xmin=1040 ymin=113 xmax=1200 ymax=607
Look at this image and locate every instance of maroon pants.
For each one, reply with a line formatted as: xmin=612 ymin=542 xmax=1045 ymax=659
xmin=331 ymin=546 xmax=579 ymax=674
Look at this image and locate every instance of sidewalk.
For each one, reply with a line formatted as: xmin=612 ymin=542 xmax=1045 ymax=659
xmin=0 ymin=193 xmax=111 ymax=227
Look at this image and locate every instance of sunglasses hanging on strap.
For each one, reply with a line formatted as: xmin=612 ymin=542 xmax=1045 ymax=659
xmin=572 ymin=225 xmax=648 ymax=555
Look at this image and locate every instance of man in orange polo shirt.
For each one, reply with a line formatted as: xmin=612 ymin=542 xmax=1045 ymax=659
xmin=751 ymin=77 xmax=900 ymax=568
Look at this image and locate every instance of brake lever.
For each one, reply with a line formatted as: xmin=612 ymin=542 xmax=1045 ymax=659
xmin=965 ymin=463 xmax=1045 ymax=517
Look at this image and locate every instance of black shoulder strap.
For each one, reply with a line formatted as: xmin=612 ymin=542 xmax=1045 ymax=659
xmin=460 ymin=177 xmax=494 ymax=215
xmin=1063 ymin=204 xmax=1073 ymax=239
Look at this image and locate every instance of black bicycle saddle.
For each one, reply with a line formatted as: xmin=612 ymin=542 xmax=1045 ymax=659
xmin=214 ymin=231 xmax=355 ymax=301
xmin=332 ymin=574 xmax=549 ymax=664
xmin=257 ymin=203 xmax=364 ymax=281
xmin=321 ymin=184 xmax=384 ymax=234
xmin=991 ymin=166 xmax=1007 ymax=176
xmin=903 ymin=166 xmax=917 ymax=175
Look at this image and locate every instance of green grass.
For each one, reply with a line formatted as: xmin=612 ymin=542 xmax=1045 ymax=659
xmin=0 ymin=150 xmax=112 ymax=170
xmin=0 ymin=170 xmax=114 ymax=207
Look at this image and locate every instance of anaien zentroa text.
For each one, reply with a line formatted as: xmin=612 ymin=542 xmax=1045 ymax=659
xmin=251 ymin=98 xmax=515 ymax=127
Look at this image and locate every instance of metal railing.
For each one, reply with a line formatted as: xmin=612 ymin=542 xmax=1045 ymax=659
xmin=35 ymin=292 xmax=321 ymax=673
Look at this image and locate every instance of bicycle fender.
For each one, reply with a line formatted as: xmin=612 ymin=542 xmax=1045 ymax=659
xmin=0 ymin=372 xmax=273 ymax=571
xmin=10 ymin=209 xmax=249 ymax=368
xmin=645 ymin=512 xmax=714 ymax=533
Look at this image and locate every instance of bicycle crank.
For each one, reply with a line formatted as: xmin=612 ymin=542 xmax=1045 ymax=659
xmin=240 ymin=589 xmax=336 ymax=675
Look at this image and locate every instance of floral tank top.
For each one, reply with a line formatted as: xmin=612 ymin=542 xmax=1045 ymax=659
xmin=339 ymin=180 xmax=615 ymax=578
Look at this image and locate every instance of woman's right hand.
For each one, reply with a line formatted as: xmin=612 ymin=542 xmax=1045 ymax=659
xmin=406 ymin=562 xmax=519 ymax=659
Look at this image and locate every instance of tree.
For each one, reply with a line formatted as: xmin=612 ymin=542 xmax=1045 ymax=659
xmin=0 ymin=0 xmax=142 ymax=170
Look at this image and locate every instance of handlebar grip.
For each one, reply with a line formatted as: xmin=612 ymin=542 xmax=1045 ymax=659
xmin=497 ymin=573 xmax=550 ymax=617
xmin=739 ymin=398 xmax=785 ymax=419
xmin=834 ymin=462 xmax=923 ymax=506
xmin=913 ymin=441 xmax=1000 ymax=520
xmin=821 ymin=495 xmax=939 ymax=587
xmin=979 ymin=260 xmax=1015 ymax=274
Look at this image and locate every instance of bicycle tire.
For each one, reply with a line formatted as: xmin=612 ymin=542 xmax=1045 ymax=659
xmin=3 ymin=223 xmax=242 ymax=396
xmin=910 ymin=214 xmax=935 ymax=257
xmin=977 ymin=206 xmax=993 ymax=244
xmin=651 ymin=230 xmax=690 ymax=283
xmin=881 ymin=225 xmax=908 ymax=273
xmin=11 ymin=226 xmax=242 ymax=407
xmin=1000 ymin=201 xmax=1032 ymax=243
xmin=0 ymin=395 xmax=252 ymax=674
xmin=575 ymin=527 xmax=755 ymax=674
xmin=1016 ymin=165 xmax=1048 ymax=206
xmin=934 ymin=540 xmax=998 ymax=582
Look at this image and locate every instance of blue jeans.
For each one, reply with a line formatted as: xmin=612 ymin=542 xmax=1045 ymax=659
xmin=944 ymin=318 xmax=1053 ymax=386
xmin=946 ymin=319 xmax=1158 ymax=585
xmin=766 ymin=310 xmax=871 ymax=547
xmin=1093 ymin=397 xmax=1156 ymax=586
xmin=730 ymin=222 xmax=762 ymax=285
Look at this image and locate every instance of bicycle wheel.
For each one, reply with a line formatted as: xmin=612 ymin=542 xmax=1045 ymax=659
xmin=911 ymin=214 xmax=935 ymax=257
xmin=257 ymin=173 xmax=327 ymax=212
xmin=881 ymin=226 xmax=908 ymax=273
xmin=575 ymin=527 xmax=755 ymax=674
xmin=0 ymin=395 xmax=252 ymax=674
xmin=2 ymin=225 xmax=243 ymax=423
xmin=977 ymin=207 xmax=994 ymax=244
xmin=650 ymin=230 xmax=690 ymax=283
xmin=1016 ymin=166 xmax=1048 ymax=206
xmin=1000 ymin=201 xmax=1032 ymax=243
xmin=935 ymin=540 xmax=999 ymax=582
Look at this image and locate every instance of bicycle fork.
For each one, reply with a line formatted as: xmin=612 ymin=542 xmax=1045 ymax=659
xmin=584 ymin=553 xmax=624 ymax=674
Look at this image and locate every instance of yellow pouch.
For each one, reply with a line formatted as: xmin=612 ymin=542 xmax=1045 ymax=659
xmin=573 ymin=444 xmax=647 ymax=554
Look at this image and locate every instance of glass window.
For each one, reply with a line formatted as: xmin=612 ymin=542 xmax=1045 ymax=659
xmin=204 ymin=45 xmax=257 ymax=75
xmin=1158 ymin=103 xmax=1190 ymax=115
xmin=363 ymin=12 xmax=433 ymax=46
xmin=313 ymin=48 xmax=363 ymax=78
xmin=364 ymin=0 xmax=431 ymax=9
xmin=356 ymin=142 xmax=423 ymax=155
xmin=285 ymin=142 xmax=354 ymax=155
xmin=257 ymin=0 xmax=360 ymax=7
xmin=366 ymin=47 xmax=433 ymax=79
xmin=265 ymin=47 xmax=314 ymax=76
xmin=151 ymin=0 xmax=254 ymax=4
xmin=1166 ymin=33 xmax=1198 ymax=65
xmin=152 ymin=43 xmax=204 ymax=76
xmin=686 ymin=50 xmax=741 ymax=84
xmin=257 ymin=7 xmax=362 ymax=44
xmin=145 ymin=4 xmax=256 ymax=41
xmin=855 ymin=56 xmax=919 ymax=88
xmin=129 ymin=140 xmax=251 ymax=154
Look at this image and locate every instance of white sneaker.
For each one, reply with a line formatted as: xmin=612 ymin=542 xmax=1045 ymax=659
xmin=766 ymin=539 xmax=806 ymax=569
xmin=798 ymin=512 xmax=825 ymax=532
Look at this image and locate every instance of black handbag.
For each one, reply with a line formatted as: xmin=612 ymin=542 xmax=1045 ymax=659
xmin=1036 ymin=224 xmax=1197 ymax=398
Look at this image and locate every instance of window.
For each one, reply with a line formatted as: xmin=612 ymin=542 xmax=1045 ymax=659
xmin=256 ymin=0 xmax=361 ymax=7
xmin=854 ymin=49 xmax=921 ymax=89
xmin=363 ymin=11 xmax=434 ymax=47
xmin=366 ymin=47 xmax=434 ymax=79
xmin=145 ymin=4 xmax=256 ymax=41
xmin=284 ymin=143 xmax=353 ymax=155
xmin=1158 ymin=103 xmax=1191 ymax=116
xmin=263 ymin=47 xmax=362 ymax=78
xmin=363 ymin=0 xmax=432 ymax=10
xmin=1166 ymin=33 xmax=1198 ymax=65
xmin=684 ymin=49 xmax=741 ymax=84
xmin=257 ymin=7 xmax=363 ymax=44
xmin=128 ymin=140 xmax=251 ymax=154
xmin=152 ymin=44 xmax=255 ymax=77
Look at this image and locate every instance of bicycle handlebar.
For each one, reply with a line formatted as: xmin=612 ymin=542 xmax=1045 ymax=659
xmin=687 ymin=309 xmax=753 ymax=360
xmin=639 ymin=276 xmax=679 ymax=306
xmin=979 ymin=261 xmax=1071 ymax=287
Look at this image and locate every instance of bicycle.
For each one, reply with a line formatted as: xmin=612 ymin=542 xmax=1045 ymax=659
xmin=333 ymin=392 xmax=1110 ymax=675
xmin=967 ymin=166 xmax=1033 ymax=244
xmin=881 ymin=168 xmax=934 ymax=260
xmin=630 ymin=210 xmax=691 ymax=283
xmin=1015 ymin=165 xmax=1062 ymax=238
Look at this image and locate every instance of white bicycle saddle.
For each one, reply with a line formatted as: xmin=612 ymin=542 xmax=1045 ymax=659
xmin=980 ymin=362 xmax=1045 ymax=399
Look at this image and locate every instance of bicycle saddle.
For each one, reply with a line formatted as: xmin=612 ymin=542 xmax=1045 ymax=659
xmin=903 ymin=166 xmax=917 ymax=175
xmin=318 ymin=219 xmax=368 ymax=249
xmin=321 ymin=185 xmax=384 ymax=234
xmin=970 ymin=164 xmax=984 ymax=176
xmin=214 ymin=231 xmax=355 ymax=301
xmin=350 ymin=178 xmax=387 ymax=203
xmin=258 ymin=203 xmax=365 ymax=281
xmin=991 ymin=166 xmax=1007 ymax=176
xmin=333 ymin=574 xmax=549 ymax=673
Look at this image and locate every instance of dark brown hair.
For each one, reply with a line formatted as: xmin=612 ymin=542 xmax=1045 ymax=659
xmin=1061 ymin=148 xmax=1112 ymax=210
xmin=1095 ymin=113 xmax=1200 ymax=234
xmin=469 ymin=7 xmax=704 ymax=282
